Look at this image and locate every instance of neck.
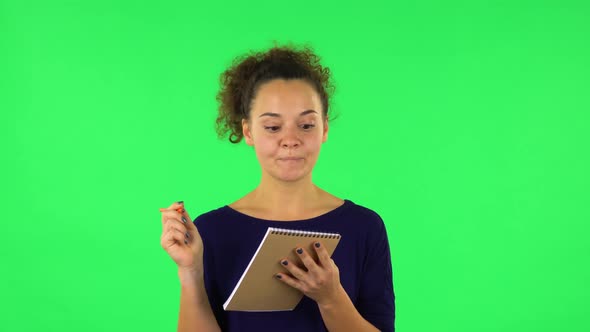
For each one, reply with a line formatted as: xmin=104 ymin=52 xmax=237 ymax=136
xmin=250 ymin=172 xmax=322 ymax=214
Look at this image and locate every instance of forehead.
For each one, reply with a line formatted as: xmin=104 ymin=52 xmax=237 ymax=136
xmin=250 ymin=79 xmax=322 ymax=117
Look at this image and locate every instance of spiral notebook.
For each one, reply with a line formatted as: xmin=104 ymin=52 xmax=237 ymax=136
xmin=223 ymin=227 xmax=342 ymax=312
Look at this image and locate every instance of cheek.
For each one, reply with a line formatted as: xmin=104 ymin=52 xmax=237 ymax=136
xmin=252 ymin=131 xmax=323 ymax=157
xmin=253 ymin=137 xmax=277 ymax=156
xmin=307 ymin=134 xmax=324 ymax=149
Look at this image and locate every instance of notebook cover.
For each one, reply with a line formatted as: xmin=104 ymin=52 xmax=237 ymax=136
xmin=223 ymin=228 xmax=341 ymax=311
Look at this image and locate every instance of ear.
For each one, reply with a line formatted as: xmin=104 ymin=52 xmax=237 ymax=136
xmin=242 ymin=118 xmax=254 ymax=146
xmin=322 ymin=118 xmax=329 ymax=143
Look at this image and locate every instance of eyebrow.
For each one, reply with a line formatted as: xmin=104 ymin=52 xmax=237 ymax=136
xmin=258 ymin=110 xmax=318 ymax=118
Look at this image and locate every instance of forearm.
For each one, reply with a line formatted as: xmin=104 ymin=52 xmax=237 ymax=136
xmin=318 ymin=286 xmax=380 ymax=332
xmin=177 ymin=269 xmax=221 ymax=332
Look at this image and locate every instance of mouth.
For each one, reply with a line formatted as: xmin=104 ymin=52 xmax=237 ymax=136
xmin=278 ymin=157 xmax=304 ymax=161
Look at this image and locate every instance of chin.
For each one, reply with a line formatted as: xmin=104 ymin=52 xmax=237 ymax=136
xmin=276 ymin=173 xmax=306 ymax=182
xmin=270 ymin=169 xmax=310 ymax=183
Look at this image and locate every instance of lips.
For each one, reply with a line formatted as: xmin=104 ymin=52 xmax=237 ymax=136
xmin=279 ymin=157 xmax=303 ymax=161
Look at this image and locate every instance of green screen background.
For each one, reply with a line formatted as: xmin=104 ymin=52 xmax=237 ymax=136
xmin=1 ymin=0 xmax=588 ymax=331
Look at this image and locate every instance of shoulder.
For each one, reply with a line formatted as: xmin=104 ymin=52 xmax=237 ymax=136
xmin=346 ymin=200 xmax=383 ymax=219
xmin=343 ymin=202 xmax=392 ymax=261
xmin=194 ymin=205 xmax=227 ymax=221
xmin=191 ymin=205 xmax=232 ymax=232
xmin=327 ymin=199 xmax=389 ymax=241
xmin=341 ymin=199 xmax=386 ymax=228
xmin=190 ymin=205 xmax=245 ymax=245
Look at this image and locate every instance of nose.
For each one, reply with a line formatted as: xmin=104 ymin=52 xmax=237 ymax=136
xmin=280 ymin=126 xmax=301 ymax=149
xmin=281 ymin=140 xmax=300 ymax=149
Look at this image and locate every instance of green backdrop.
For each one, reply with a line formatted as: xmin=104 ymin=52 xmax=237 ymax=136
xmin=2 ymin=0 xmax=589 ymax=331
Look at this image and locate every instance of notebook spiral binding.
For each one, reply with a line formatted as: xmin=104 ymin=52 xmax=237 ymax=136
xmin=268 ymin=227 xmax=341 ymax=239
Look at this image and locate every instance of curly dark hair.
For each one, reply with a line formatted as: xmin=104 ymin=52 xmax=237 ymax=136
xmin=215 ymin=43 xmax=336 ymax=143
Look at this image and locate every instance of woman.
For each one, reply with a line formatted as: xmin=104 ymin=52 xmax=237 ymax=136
xmin=159 ymin=44 xmax=395 ymax=331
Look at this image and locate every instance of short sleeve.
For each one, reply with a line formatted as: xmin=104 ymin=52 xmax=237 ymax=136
xmin=356 ymin=214 xmax=396 ymax=331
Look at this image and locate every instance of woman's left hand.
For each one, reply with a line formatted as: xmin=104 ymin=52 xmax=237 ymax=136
xmin=276 ymin=242 xmax=344 ymax=306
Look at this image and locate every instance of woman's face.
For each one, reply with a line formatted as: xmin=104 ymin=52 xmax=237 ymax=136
xmin=242 ymin=79 xmax=328 ymax=183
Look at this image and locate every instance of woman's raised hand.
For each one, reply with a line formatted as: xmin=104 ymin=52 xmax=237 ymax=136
xmin=159 ymin=201 xmax=204 ymax=274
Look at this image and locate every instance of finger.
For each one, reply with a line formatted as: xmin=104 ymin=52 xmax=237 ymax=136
xmin=280 ymin=258 xmax=308 ymax=281
xmin=183 ymin=217 xmax=199 ymax=237
xmin=163 ymin=218 xmax=190 ymax=239
xmin=159 ymin=201 xmax=185 ymax=214
xmin=160 ymin=210 xmax=183 ymax=226
xmin=330 ymin=259 xmax=339 ymax=270
xmin=160 ymin=204 xmax=192 ymax=224
xmin=169 ymin=200 xmax=184 ymax=209
xmin=169 ymin=228 xmax=189 ymax=244
xmin=295 ymin=247 xmax=321 ymax=274
xmin=173 ymin=210 xmax=199 ymax=238
xmin=160 ymin=210 xmax=186 ymax=227
xmin=275 ymin=272 xmax=302 ymax=291
xmin=160 ymin=202 xmax=199 ymax=238
xmin=176 ymin=206 xmax=192 ymax=225
xmin=176 ymin=209 xmax=200 ymax=237
xmin=161 ymin=228 xmax=189 ymax=249
xmin=313 ymin=241 xmax=332 ymax=268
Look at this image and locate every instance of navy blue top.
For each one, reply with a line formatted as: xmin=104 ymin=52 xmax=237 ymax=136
xmin=193 ymin=199 xmax=395 ymax=331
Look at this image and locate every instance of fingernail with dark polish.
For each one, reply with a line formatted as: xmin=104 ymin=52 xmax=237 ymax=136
xmin=181 ymin=216 xmax=187 ymax=223
xmin=315 ymin=242 xmax=321 ymax=248
xmin=296 ymin=248 xmax=303 ymax=254
xmin=281 ymin=260 xmax=288 ymax=266
xmin=184 ymin=239 xmax=188 ymax=245
xmin=177 ymin=201 xmax=184 ymax=204
xmin=185 ymin=232 xmax=189 ymax=238
xmin=276 ymin=274 xmax=282 ymax=279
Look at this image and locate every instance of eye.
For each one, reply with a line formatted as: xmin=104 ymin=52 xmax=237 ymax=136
xmin=301 ymin=124 xmax=315 ymax=130
xmin=264 ymin=126 xmax=280 ymax=132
